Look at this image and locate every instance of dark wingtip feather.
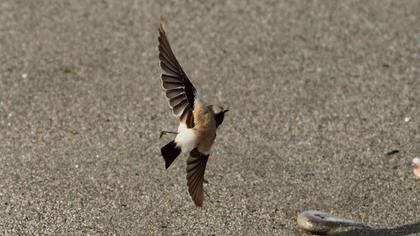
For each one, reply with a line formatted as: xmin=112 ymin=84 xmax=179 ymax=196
xmin=161 ymin=140 xmax=181 ymax=169
xmin=157 ymin=17 xmax=196 ymax=127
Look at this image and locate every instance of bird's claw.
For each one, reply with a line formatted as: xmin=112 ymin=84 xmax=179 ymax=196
xmin=159 ymin=130 xmax=178 ymax=139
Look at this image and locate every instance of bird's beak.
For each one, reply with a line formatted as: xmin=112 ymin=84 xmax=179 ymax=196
xmin=224 ymin=109 xmax=229 ymax=113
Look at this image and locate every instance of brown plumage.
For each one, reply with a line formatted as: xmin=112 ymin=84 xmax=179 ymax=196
xmin=192 ymin=102 xmax=217 ymax=153
xmin=158 ymin=17 xmax=228 ymax=207
xmin=187 ymin=149 xmax=209 ymax=207
xmin=158 ymin=18 xmax=195 ymax=128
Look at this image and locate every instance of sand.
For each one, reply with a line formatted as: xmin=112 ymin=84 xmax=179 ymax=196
xmin=0 ymin=1 xmax=419 ymax=235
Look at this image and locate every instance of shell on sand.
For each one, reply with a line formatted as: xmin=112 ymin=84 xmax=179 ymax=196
xmin=297 ymin=210 xmax=368 ymax=235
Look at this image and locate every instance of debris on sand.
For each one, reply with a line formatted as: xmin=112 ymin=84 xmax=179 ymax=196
xmin=297 ymin=210 xmax=368 ymax=235
xmin=386 ymin=150 xmax=400 ymax=156
xmin=413 ymin=158 xmax=420 ymax=179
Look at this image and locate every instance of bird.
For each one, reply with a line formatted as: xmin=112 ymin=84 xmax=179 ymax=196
xmin=157 ymin=17 xmax=228 ymax=207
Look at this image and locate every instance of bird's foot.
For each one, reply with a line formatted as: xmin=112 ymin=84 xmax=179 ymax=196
xmin=159 ymin=130 xmax=178 ymax=138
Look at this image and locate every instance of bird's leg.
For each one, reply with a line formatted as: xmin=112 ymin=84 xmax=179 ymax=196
xmin=159 ymin=130 xmax=178 ymax=138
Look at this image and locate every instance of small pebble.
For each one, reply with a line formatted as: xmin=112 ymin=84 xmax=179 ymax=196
xmin=413 ymin=158 xmax=420 ymax=179
xmin=22 ymin=73 xmax=28 ymax=79
xmin=404 ymin=117 xmax=411 ymax=122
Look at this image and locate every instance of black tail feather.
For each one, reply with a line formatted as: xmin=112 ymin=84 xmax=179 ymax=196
xmin=161 ymin=140 xmax=181 ymax=169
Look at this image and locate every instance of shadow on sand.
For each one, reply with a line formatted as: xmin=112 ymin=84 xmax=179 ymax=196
xmin=335 ymin=222 xmax=420 ymax=236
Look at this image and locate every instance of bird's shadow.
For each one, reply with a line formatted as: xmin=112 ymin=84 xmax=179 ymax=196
xmin=334 ymin=222 xmax=420 ymax=236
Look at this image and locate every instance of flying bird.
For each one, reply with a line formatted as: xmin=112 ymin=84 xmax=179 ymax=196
xmin=157 ymin=18 xmax=228 ymax=207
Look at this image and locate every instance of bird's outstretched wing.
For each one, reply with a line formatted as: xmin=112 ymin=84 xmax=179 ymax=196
xmin=186 ymin=148 xmax=209 ymax=207
xmin=158 ymin=17 xmax=196 ymax=128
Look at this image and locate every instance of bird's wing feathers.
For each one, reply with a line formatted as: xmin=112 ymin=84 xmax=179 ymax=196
xmin=186 ymin=148 xmax=209 ymax=207
xmin=158 ymin=18 xmax=196 ymax=128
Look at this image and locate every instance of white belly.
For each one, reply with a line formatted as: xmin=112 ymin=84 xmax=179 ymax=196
xmin=174 ymin=123 xmax=197 ymax=153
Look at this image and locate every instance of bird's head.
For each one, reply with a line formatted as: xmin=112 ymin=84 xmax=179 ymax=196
xmin=209 ymin=105 xmax=229 ymax=127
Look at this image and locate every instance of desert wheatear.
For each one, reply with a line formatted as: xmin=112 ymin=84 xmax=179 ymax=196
xmin=158 ymin=18 xmax=228 ymax=207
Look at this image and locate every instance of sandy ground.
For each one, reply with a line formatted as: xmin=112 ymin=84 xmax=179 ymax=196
xmin=0 ymin=1 xmax=419 ymax=235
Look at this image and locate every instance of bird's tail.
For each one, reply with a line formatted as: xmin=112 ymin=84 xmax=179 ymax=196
xmin=161 ymin=140 xmax=181 ymax=169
